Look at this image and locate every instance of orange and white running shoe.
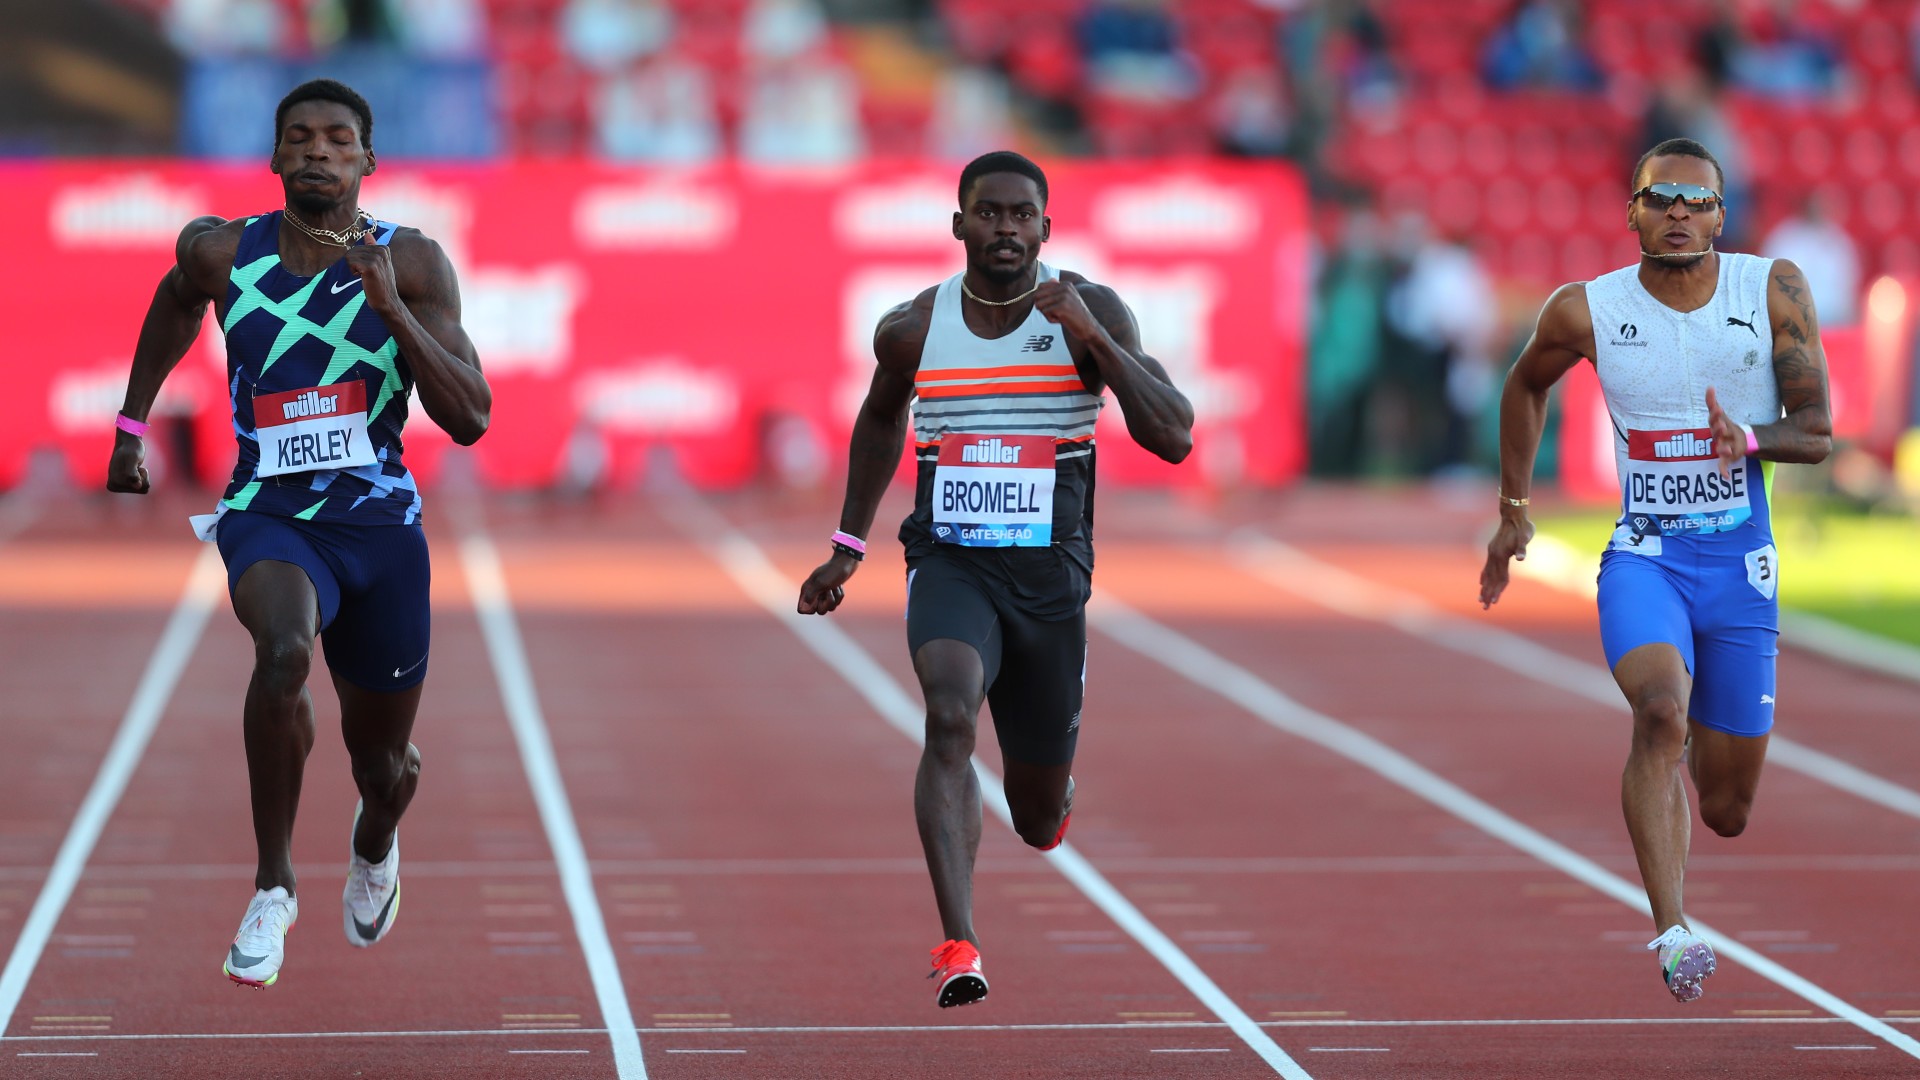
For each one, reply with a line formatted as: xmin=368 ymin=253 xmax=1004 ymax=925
xmin=223 ymin=886 xmax=297 ymax=988
xmin=928 ymin=939 xmax=988 ymax=1008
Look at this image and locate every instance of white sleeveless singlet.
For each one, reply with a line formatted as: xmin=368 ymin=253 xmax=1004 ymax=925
xmin=1586 ymin=252 xmax=1781 ymax=553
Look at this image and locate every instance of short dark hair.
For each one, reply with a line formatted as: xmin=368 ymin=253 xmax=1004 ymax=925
xmin=1632 ymin=137 xmax=1724 ymax=194
xmin=958 ymin=151 xmax=1048 ymax=209
xmin=274 ymin=79 xmax=374 ymax=151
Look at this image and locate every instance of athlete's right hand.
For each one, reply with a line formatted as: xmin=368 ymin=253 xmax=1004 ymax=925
xmin=105 ymin=431 xmax=150 ymax=494
xmin=797 ymin=552 xmax=859 ymax=615
xmin=1479 ymin=510 xmax=1533 ymax=609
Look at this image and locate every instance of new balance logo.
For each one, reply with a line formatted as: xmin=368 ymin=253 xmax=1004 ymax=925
xmin=1727 ymin=311 xmax=1758 ymax=337
xmin=1019 ymin=335 xmax=1055 ymax=353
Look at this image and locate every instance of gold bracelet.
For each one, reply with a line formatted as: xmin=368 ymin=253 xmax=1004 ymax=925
xmin=1498 ymin=491 xmax=1529 ymax=507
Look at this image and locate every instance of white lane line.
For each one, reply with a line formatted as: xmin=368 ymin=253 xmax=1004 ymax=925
xmin=1233 ymin=534 xmax=1920 ymax=824
xmin=3 ymin=1015 xmax=1916 ymax=1043
xmin=1308 ymin=1048 xmax=1389 ymax=1052
xmin=1151 ymin=1048 xmax=1230 ymax=1053
xmin=508 ymin=1049 xmax=590 ymax=1054
xmin=679 ymin=499 xmax=1313 ymax=1080
xmin=461 ymin=534 xmax=647 ymax=1080
xmin=8 ymin=850 xmax=1919 ymax=884
xmin=1091 ymin=592 xmax=1920 ymax=1062
xmin=17 ymin=1052 xmax=98 ymax=1057
xmin=666 ymin=1049 xmax=747 ymax=1054
xmin=0 ymin=546 xmax=222 ymax=1039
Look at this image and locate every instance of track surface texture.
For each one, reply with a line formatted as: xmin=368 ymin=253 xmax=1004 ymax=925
xmin=2 ymin=485 xmax=1915 ymax=1078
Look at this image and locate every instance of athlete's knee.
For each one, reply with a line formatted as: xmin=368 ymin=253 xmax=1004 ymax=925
xmin=922 ymin=696 xmax=978 ymax=763
xmin=252 ymin=630 xmax=314 ymax=693
xmin=1699 ymin=793 xmax=1751 ymax=837
xmin=1012 ymin=806 xmax=1066 ymax=849
xmin=1628 ymin=694 xmax=1688 ymax=754
xmin=351 ymin=742 xmax=419 ymax=800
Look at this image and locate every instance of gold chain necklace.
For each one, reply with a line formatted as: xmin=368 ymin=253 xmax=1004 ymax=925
xmin=960 ymin=274 xmax=1039 ymax=307
xmin=283 ymin=206 xmax=372 ymax=247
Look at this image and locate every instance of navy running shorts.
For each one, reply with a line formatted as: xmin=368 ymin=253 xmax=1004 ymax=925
xmin=216 ymin=509 xmax=432 ymax=692
xmin=1597 ymin=546 xmax=1779 ymax=737
xmin=906 ymin=547 xmax=1088 ymax=767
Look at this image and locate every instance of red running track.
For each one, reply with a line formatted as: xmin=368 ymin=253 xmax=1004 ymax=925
xmin=1 ymin=486 xmax=1916 ymax=1078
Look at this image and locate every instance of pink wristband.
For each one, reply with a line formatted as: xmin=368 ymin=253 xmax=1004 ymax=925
xmin=115 ymin=413 xmax=149 ymax=437
xmin=1740 ymin=424 xmax=1758 ymax=456
xmin=830 ymin=530 xmax=867 ymax=555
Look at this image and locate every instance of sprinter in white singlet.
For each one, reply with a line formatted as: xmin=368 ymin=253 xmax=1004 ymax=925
xmin=796 ymin=152 xmax=1194 ymax=1008
xmin=1480 ymin=138 xmax=1832 ymax=1003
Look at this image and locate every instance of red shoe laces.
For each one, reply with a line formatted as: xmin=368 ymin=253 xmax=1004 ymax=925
xmin=928 ymin=940 xmax=978 ymax=977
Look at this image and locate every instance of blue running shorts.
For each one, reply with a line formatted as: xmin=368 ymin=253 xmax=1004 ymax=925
xmin=1597 ymin=545 xmax=1779 ymax=737
xmin=216 ymin=509 xmax=432 ymax=692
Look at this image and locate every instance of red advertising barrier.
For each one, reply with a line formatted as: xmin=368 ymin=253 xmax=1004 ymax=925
xmin=0 ymin=161 xmax=1307 ymax=493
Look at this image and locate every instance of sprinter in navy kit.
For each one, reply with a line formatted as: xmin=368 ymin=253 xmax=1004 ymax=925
xmin=106 ymin=79 xmax=491 ymax=989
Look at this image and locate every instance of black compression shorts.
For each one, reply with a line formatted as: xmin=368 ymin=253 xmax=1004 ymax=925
xmin=905 ymin=548 xmax=1087 ymax=767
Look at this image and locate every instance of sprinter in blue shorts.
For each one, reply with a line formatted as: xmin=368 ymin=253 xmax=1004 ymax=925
xmin=106 ymin=80 xmax=490 ymax=988
xmin=1479 ymin=138 xmax=1831 ymax=1003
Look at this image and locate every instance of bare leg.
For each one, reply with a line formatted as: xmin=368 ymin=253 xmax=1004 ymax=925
xmin=335 ymin=675 xmax=424 ymax=862
xmin=1614 ymin=643 xmax=1693 ymax=933
xmin=1687 ymin=721 xmax=1768 ymax=839
xmin=232 ymin=561 xmax=322 ymax=896
xmin=1002 ymin=759 xmax=1072 ymax=850
xmin=913 ymin=639 xmax=986 ymax=945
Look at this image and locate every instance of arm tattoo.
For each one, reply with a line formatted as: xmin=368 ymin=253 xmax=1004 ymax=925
xmin=1767 ymin=267 xmax=1832 ymax=462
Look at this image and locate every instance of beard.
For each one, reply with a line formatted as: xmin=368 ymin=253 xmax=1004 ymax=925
xmin=284 ymin=183 xmax=344 ymax=217
xmin=1642 ymin=245 xmax=1714 ymax=266
xmin=973 ymin=251 xmax=1033 ymax=284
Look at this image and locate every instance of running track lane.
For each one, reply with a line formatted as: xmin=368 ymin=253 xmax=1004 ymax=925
xmin=713 ymin=488 xmax=1920 ymax=1078
xmin=479 ymin=497 xmax=1309 ymax=1078
xmin=3 ymin=529 xmax=621 ymax=1079
xmin=1083 ymin=538 xmax=1920 ymax=1076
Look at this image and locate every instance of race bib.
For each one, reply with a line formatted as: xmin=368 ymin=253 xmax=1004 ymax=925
xmin=1623 ymin=428 xmax=1750 ymax=535
xmin=253 ymin=381 xmax=376 ymax=478
xmin=931 ymin=434 xmax=1055 ymax=547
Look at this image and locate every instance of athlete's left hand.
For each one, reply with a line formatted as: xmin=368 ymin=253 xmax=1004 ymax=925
xmin=1705 ymin=386 xmax=1742 ymax=478
xmin=343 ymin=226 xmax=401 ymax=315
xmin=1034 ymin=280 xmax=1101 ymax=340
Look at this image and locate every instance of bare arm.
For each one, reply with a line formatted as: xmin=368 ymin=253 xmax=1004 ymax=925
xmin=797 ymin=293 xmax=930 ymax=614
xmin=107 ymin=217 xmax=232 ymax=493
xmin=1480 ymin=282 xmax=1594 ymax=608
xmin=1038 ymin=278 xmax=1194 ymax=463
xmin=1755 ymin=259 xmax=1833 ymax=463
xmin=348 ymin=231 xmax=491 ymax=445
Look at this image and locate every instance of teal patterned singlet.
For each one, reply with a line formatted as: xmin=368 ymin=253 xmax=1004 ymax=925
xmin=217 ymin=212 xmax=419 ymax=525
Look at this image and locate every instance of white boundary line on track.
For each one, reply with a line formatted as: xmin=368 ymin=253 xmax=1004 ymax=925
xmin=0 ymin=545 xmax=222 ymax=1039
xmin=3 ymin=1014 xmax=1917 ymax=1043
xmin=460 ymin=533 xmax=647 ymax=1080
xmin=676 ymin=498 xmax=1314 ymax=1080
xmin=1088 ymin=592 xmax=1920 ymax=1061
xmin=1231 ymin=533 xmax=1920 ymax=824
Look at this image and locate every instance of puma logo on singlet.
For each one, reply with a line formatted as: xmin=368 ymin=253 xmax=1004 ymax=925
xmin=1726 ymin=311 xmax=1758 ymax=337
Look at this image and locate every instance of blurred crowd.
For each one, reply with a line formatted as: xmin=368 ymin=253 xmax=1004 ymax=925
xmin=73 ymin=0 xmax=1917 ymax=484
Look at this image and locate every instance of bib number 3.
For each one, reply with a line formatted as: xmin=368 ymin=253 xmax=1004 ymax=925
xmin=1745 ymin=544 xmax=1778 ymax=600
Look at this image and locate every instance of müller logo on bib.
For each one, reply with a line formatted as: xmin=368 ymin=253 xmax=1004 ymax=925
xmin=1629 ymin=428 xmax=1715 ymax=461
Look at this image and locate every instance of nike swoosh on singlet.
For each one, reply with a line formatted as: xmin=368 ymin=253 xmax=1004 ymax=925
xmin=331 ymin=278 xmax=363 ymax=295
